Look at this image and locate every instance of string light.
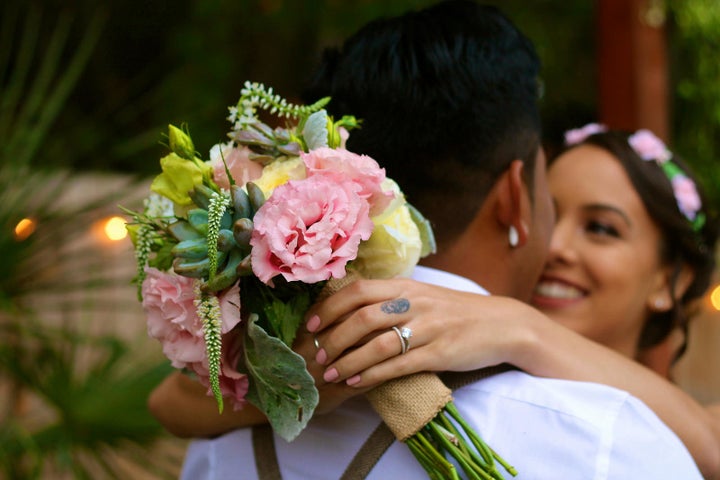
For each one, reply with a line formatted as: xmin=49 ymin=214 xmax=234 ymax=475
xmin=103 ymin=216 xmax=128 ymax=242
xmin=14 ymin=218 xmax=36 ymax=241
xmin=711 ymin=285 xmax=720 ymax=312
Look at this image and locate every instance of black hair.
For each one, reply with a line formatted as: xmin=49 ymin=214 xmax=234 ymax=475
xmin=302 ymin=0 xmax=542 ymax=248
xmin=564 ymin=131 xmax=718 ymax=357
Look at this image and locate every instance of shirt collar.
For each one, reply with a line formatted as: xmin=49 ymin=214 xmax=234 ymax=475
xmin=412 ymin=265 xmax=489 ymax=295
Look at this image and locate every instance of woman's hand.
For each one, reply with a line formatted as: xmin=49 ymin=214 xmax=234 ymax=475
xmin=304 ymin=277 xmax=540 ymax=388
xmin=292 ymin=327 xmax=372 ymax=414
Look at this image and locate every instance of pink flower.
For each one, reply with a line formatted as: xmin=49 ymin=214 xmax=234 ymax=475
xmin=209 ymin=143 xmax=263 ymax=190
xmin=142 ymin=268 xmax=242 ymax=367
xmin=672 ymin=174 xmax=702 ymax=221
xmin=564 ymin=123 xmax=607 ymax=146
xmin=190 ymin=330 xmax=249 ymax=411
xmin=142 ymin=269 xmax=247 ymax=407
xmin=628 ymin=129 xmax=672 ymax=162
xmin=142 ymin=268 xmax=205 ymax=367
xmin=338 ymin=126 xmax=350 ymax=149
xmin=302 ymin=147 xmax=394 ymax=216
xmin=250 ymin=174 xmax=374 ymax=284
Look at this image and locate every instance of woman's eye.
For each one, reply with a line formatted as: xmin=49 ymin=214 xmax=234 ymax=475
xmin=586 ymin=220 xmax=620 ymax=237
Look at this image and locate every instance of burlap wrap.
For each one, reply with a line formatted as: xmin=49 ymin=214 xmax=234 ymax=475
xmin=365 ymin=372 xmax=452 ymax=441
xmin=320 ymin=272 xmax=454 ymax=442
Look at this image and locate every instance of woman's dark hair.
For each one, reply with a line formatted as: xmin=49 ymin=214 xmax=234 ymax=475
xmin=561 ymin=131 xmax=718 ymax=358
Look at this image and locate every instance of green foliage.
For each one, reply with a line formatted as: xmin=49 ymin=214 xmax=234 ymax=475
xmin=242 ymin=314 xmax=319 ymax=442
xmin=0 ymin=321 xmax=175 ymax=479
xmin=0 ymin=3 xmax=183 ymax=478
xmin=669 ymin=0 xmax=720 ymax=208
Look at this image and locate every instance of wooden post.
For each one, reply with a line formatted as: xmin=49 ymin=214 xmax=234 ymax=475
xmin=597 ymin=0 xmax=669 ymax=140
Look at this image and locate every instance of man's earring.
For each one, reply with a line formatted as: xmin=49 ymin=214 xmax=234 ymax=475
xmin=509 ymin=226 xmax=519 ymax=248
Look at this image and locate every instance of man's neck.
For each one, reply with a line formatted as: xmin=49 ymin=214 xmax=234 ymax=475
xmin=420 ymin=243 xmax=507 ymax=297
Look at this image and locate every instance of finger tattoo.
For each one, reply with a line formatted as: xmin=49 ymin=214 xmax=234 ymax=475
xmin=381 ymin=298 xmax=410 ymax=314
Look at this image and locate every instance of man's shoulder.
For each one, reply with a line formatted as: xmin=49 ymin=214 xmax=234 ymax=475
xmin=457 ymin=369 xmax=633 ymax=421
xmin=450 ymin=370 xmax=701 ymax=478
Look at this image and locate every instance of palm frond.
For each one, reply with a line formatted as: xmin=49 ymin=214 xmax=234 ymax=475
xmin=0 ymin=4 xmax=184 ymax=479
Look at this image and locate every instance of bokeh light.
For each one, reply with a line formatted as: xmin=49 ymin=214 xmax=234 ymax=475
xmin=711 ymin=284 xmax=720 ymax=311
xmin=103 ymin=216 xmax=128 ymax=241
xmin=14 ymin=217 xmax=36 ymax=241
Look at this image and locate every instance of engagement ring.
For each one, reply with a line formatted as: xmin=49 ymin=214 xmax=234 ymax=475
xmin=392 ymin=326 xmax=413 ymax=354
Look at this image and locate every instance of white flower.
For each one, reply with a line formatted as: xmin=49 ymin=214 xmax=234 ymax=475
xmin=144 ymin=193 xmax=174 ymax=218
xmin=354 ymin=179 xmax=422 ymax=279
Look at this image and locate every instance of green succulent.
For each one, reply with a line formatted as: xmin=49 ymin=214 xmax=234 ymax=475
xmin=165 ymin=182 xmax=266 ymax=293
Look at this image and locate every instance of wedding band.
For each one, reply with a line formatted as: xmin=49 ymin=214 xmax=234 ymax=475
xmin=391 ymin=326 xmax=412 ymax=354
xmin=313 ymin=336 xmax=320 ymax=349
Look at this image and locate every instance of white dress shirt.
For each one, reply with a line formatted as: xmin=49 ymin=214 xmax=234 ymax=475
xmin=181 ymin=266 xmax=701 ymax=479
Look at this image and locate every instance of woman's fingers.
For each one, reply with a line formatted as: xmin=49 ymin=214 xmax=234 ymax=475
xmin=305 ymin=278 xmax=414 ymax=333
xmin=320 ymin=327 xmax=410 ymax=382
xmin=315 ymin=301 xmax=413 ymax=365
xmin=341 ymin=348 xmax=437 ymax=388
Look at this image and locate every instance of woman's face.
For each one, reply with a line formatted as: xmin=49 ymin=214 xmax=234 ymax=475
xmin=530 ymin=144 xmax=669 ymax=358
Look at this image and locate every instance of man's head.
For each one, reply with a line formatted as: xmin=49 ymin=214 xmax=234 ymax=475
xmin=303 ymin=0 xmax=553 ymax=299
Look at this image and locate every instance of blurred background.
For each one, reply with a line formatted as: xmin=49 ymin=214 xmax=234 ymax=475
xmin=1 ymin=0 xmax=718 ymax=478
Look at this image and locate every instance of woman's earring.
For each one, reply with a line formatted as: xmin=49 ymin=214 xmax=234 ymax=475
xmin=653 ymin=298 xmax=667 ymax=310
xmin=509 ymin=226 xmax=519 ymax=248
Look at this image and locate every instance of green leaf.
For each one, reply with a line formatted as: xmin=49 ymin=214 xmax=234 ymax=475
xmin=242 ymin=314 xmax=318 ymax=442
xmin=407 ymin=202 xmax=437 ymax=257
xmin=302 ymin=109 xmax=329 ymax=150
xmin=263 ymin=291 xmax=310 ymax=347
xmin=149 ymin=239 xmax=176 ymax=271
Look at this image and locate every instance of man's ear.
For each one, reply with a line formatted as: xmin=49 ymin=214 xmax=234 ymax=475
xmin=495 ymin=159 xmax=530 ymax=247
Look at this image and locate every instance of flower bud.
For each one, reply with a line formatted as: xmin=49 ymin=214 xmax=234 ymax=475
xmin=168 ymin=124 xmax=195 ymax=159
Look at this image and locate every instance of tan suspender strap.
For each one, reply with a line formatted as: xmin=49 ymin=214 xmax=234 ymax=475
xmin=339 ymin=421 xmax=397 ymax=480
xmin=250 ymin=365 xmax=515 ymax=480
xmin=339 ymin=364 xmax=515 ymax=479
xmin=252 ymin=424 xmax=282 ymax=480
xmin=440 ymin=363 xmax=515 ymax=391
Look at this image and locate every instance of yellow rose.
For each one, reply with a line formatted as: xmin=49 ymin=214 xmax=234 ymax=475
xmin=151 ymin=153 xmax=211 ymax=206
xmin=253 ymin=156 xmax=306 ymax=197
xmin=355 ymin=190 xmax=422 ymax=279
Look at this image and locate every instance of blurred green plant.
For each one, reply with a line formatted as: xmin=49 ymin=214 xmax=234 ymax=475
xmin=669 ymin=0 xmax=720 ymax=209
xmin=0 ymin=4 xmax=181 ymax=479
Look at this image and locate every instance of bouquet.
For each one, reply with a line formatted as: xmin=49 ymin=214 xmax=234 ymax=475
xmin=125 ymin=81 xmax=515 ymax=479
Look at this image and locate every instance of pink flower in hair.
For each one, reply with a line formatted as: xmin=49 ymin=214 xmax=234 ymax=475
xmin=564 ymin=123 xmax=608 ymax=146
xmin=672 ymin=174 xmax=702 ymax=221
xmin=628 ymin=129 xmax=672 ymax=163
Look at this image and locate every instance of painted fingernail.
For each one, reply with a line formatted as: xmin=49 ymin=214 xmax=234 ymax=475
xmin=323 ymin=368 xmax=339 ymax=382
xmin=315 ymin=348 xmax=327 ymax=365
xmin=346 ymin=375 xmax=361 ymax=386
xmin=306 ymin=314 xmax=320 ymax=332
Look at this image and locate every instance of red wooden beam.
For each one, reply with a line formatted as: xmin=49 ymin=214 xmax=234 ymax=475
xmin=597 ymin=0 xmax=669 ymax=141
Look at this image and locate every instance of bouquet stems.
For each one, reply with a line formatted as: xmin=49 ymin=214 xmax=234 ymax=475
xmin=365 ymin=372 xmax=516 ymax=480
xmin=407 ymin=402 xmax=516 ymax=480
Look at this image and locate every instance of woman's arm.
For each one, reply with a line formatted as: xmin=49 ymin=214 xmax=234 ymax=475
xmin=307 ymin=278 xmax=720 ymax=479
xmin=146 ymin=334 xmax=367 ymax=438
xmin=146 ymin=276 xmax=720 ymax=477
xmin=147 ymin=371 xmax=267 ymax=438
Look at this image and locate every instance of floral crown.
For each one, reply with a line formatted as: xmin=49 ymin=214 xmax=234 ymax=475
xmin=564 ymin=123 xmax=706 ymax=232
